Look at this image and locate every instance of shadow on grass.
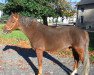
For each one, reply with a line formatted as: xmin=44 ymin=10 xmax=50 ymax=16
xmin=3 ymin=45 xmax=72 ymax=75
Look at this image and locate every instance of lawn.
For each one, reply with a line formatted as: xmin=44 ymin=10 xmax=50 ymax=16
xmin=0 ymin=24 xmax=30 ymax=47
xmin=0 ymin=24 xmax=28 ymax=40
xmin=0 ymin=24 xmax=94 ymax=63
xmin=1 ymin=30 xmax=28 ymax=40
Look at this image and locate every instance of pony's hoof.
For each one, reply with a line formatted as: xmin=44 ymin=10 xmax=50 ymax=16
xmin=71 ymin=69 xmax=78 ymax=75
xmin=71 ymin=73 xmax=78 ymax=75
xmin=38 ymin=73 xmax=42 ymax=75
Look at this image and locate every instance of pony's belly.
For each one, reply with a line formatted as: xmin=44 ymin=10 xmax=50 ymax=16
xmin=45 ymin=46 xmax=67 ymax=51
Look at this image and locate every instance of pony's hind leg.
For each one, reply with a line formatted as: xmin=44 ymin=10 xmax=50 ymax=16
xmin=71 ymin=48 xmax=80 ymax=75
xmin=74 ymin=47 xmax=84 ymax=64
xmin=71 ymin=47 xmax=85 ymax=75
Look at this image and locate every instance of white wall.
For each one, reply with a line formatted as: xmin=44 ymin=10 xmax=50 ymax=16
xmin=77 ymin=5 xmax=94 ymax=28
xmin=0 ymin=11 xmax=3 ymax=18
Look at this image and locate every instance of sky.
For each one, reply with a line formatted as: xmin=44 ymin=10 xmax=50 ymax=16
xmin=68 ymin=0 xmax=81 ymax=2
xmin=0 ymin=0 xmax=5 ymax=3
xmin=0 ymin=0 xmax=81 ymax=3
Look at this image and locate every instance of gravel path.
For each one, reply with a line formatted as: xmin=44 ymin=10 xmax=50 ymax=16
xmin=0 ymin=45 xmax=94 ymax=75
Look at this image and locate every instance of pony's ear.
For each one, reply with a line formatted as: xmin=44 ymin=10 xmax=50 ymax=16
xmin=11 ymin=12 xmax=19 ymax=20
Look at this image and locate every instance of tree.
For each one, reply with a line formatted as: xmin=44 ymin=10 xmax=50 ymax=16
xmin=56 ymin=0 xmax=76 ymax=17
xmin=0 ymin=3 xmax=4 ymax=10
xmin=3 ymin=0 xmax=74 ymax=25
xmin=0 ymin=3 xmax=8 ymax=23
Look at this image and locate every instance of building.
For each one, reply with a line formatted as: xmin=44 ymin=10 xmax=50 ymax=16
xmin=0 ymin=10 xmax=3 ymax=18
xmin=76 ymin=0 xmax=94 ymax=29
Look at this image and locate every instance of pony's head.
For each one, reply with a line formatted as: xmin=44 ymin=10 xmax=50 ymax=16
xmin=3 ymin=13 xmax=19 ymax=33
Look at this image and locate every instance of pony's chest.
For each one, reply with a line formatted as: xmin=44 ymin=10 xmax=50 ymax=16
xmin=29 ymin=34 xmax=45 ymax=50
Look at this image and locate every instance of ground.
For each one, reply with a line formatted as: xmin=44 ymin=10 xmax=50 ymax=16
xmin=0 ymin=45 xmax=94 ymax=75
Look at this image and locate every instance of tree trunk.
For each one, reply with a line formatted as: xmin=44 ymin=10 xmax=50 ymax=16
xmin=42 ymin=15 xmax=48 ymax=26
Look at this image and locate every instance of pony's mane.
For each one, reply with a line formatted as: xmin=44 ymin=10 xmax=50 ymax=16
xmin=19 ymin=16 xmax=36 ymax=26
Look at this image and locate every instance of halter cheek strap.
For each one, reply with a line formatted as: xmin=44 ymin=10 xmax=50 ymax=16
xmin=6 ymin=18 xmax=19 ymax=31
xmin=13 ymin=16 xmax=18 ymax=20
xmin=9 ymin=20 xmax=19 ymax=30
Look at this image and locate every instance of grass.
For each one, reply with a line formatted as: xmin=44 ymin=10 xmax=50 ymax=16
xmin=0 ymin=24 xmax=28 ymax=40
xmin=0 ymin=24 xmax=29 ymax=45
xmin=1 ymin=30 xmax=28 ymax=40
xmin=90 ymin=55 xmax=94 ymax=63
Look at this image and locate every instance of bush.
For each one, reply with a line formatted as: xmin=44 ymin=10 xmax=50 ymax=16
xmin=0 ymin=14 xmax=9 ymax=23
xmin=89 ymin=32 xmax=94 ymax=51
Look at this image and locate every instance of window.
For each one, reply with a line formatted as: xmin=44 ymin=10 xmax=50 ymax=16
xmin=80 ymin=16 xmax=84 ymax=23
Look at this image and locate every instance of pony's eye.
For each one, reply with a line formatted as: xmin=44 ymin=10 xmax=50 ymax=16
xmin=12 ymin=21 xmax=14 ymax=23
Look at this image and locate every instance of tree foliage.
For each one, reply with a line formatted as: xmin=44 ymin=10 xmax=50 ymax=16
xmin=4 ymin=0 xmax=56 ymax=17
xmin=0 ymin=3 xmax=4 ymax=10
xmin=3 ymin=0 xmax=75 ymax=25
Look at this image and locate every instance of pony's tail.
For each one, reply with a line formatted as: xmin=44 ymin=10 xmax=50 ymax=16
xmin=82 ymin=31 xmax=90 ymax=75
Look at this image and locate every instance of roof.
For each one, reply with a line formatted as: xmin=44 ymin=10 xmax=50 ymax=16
xmin=77 ymin=0 xmax=94 ymax=5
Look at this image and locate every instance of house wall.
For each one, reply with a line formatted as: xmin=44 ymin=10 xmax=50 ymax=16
xmin=80 ymin=0 xmax=94 ymax=4
xmin=0 ymin=10 xmax=3 ymax=18
xmin=77 ymin=4 xmax=94 ymax=29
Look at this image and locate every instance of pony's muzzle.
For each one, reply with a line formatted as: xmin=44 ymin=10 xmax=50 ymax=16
xmin=3 ymin=28 xmax=11 ymax=34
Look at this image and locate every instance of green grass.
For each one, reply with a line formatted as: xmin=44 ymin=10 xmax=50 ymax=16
xmin=0 ymin=24 xmax=4 ymax=30
xmin=0 ymin=24 xmax=28 ymax=40
xmin=90 ymin=55 xmax=94 ymax=63
xmin=1 ymin=30 xmax=28 ymax=40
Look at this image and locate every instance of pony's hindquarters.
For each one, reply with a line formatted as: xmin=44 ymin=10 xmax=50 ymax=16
xmin=82 ymin=31 xmax=90 ymax=75
xmin=71 ymin=30 xmax=90 ymax=75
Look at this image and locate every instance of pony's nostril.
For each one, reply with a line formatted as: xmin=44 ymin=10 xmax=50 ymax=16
xmin=3 ymin=29 xmax=10 ymax=34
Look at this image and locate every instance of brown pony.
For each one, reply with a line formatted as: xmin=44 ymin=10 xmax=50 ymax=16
xmin=3 ymin=13 xmax=90 ymax=75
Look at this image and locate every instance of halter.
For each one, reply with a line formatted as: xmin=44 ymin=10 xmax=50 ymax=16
xmin=5 ymin=16 xmax=19 ymax=31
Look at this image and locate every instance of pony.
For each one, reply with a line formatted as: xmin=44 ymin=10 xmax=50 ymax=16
xmin=3 ymin=13 xmax=90 ymax=75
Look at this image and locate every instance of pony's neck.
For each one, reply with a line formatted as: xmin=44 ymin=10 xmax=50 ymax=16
xmin=19 ymin=19 xmax=40 ymax=38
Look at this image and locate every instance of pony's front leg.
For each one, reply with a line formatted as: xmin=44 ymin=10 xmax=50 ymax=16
xmin=36 ymin=49 xmax=44 ymax=75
